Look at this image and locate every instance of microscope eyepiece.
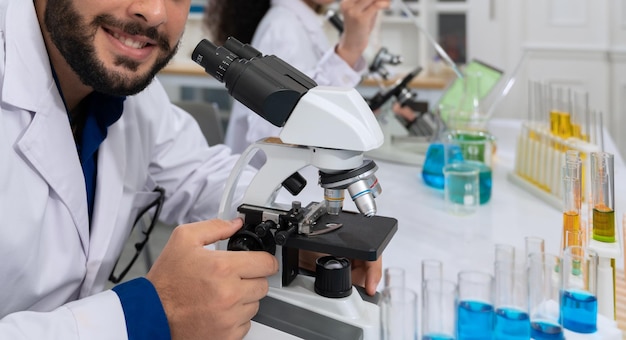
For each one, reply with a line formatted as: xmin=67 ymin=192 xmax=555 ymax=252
xmin=191 ymin=37 xmax=317 ymax=127
xmin=192 ymin=39 xmax=239 ymax=83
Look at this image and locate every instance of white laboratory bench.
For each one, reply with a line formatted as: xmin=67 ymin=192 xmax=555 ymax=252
xmin=373 ymin=118 xmax=625 ymax=290
xmin=252 ymin=118 xmax=626 ymax=338
xmin=275 ymin=118 xmax=625 ymax=290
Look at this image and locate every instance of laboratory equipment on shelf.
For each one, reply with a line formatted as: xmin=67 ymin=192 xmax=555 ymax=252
xmin=588 ymin=152 xmax=621 ymax=321
xmin=192 ymin=37 xmax=398 ymax=340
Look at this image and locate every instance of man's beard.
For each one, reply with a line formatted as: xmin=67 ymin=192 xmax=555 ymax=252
xmin=44 ymin=0 xmax=179 ymax=96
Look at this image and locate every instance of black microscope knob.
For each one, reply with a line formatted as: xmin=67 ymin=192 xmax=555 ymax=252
xmin=314 ymin=256 xmax=352 ymax=298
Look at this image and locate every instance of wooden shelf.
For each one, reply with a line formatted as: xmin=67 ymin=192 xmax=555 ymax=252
xmin=160 ymin=60 xmax=454 ymax=90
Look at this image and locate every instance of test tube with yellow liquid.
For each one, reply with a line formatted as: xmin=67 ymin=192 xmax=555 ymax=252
xmin=588 ymin=152 xmax=621 ymax=320
xmin=561 ymin=150 xmax=582 ymax=251
xmin=591 ymin=152 xmax=615 ymax=243
xmin=550 ymin=87 xmax=572 ymax=139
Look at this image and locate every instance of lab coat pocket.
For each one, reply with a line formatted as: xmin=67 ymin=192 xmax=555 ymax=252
xmin=127 ymin=190 xmax=163 ymax=233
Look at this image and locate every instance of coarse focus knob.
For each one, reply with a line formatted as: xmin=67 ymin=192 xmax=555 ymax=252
xmin=314 ymin=256 xmax=352 ymax=298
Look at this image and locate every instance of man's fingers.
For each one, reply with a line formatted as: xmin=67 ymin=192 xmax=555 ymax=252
xmin=173 ymin=218 xmax=244 ymax=246
xmin=238 ymin=277 xmax=272 ymax=304
xmin=224 ymin=251 xmax=279 ymax=279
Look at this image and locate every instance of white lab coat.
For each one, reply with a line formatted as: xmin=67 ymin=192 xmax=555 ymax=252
xmin=223 ymin=0 xmax=367 ymax=163
xmin=0 ymin=0 xmax=253 ymax=339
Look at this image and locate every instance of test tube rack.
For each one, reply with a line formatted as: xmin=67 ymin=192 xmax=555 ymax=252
xmin=507 ymin=121 xmax=600 ymax=211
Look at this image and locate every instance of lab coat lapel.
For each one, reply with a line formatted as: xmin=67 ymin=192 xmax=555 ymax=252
xmin=5 ymin=0 xmax=90 ymax=252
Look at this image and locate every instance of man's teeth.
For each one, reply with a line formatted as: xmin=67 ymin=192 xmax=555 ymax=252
xmin=112 ymin=31 xmax=147 ymax=49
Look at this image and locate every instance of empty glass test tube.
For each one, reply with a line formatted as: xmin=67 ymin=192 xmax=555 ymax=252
xmin=528 ymin=253 xmax=563 ymax=340
xmin=421 ymin=259 xmax=443 ymax=287
xmin=525 ymin=236 xmax=545 ymax=262
xmin=422 ymin=279 xmax=457 ymax=340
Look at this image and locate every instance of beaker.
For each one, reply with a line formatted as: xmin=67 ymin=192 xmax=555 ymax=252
xmin=442 ymin=163 xmax=479 ymax=216
xmin=446 ymin=130 xmax=494 ymax=204
xmin=450 ymin=71 xmax=488 ymax=131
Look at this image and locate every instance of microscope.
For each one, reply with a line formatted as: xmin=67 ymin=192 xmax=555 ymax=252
xmin=326 ymin=11 xmax=441 ymax=166
xmin=192 ymin=37 xmax=397 ymax=339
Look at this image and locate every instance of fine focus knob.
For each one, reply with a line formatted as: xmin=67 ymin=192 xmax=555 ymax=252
xmin=314 ymin=256 xmax=352 ymax=298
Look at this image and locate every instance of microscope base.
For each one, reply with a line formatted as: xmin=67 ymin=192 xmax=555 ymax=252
xmin=253 ymin=275 xmax=380 ymax=340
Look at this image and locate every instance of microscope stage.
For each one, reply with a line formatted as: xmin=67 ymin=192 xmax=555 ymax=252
xmin=285 ymin=211 xmax=398 ymax=261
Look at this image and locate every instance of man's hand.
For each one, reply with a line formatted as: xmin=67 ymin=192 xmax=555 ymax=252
xmin=337 ymin=0 xmax=391 ymax=67
xmin=299 ymin=250 xmax=383 ymax=296
xmin=349 ymin=257 xmax=383 ymax=296
xmin=393 ymin=102 xmax=418 ymax=123
xmin=146 ymin=219 xmax=279 ymax=340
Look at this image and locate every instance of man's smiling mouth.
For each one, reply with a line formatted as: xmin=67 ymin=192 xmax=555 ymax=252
xmin=108 ymin=31 xmax=148 ymax=49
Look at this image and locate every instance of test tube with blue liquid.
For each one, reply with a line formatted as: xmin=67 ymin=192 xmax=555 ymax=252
xmin=559 ymin=245 xmax=598 ymax=334
xmin=456 ymin=271 xmax=494 ymax=339
xmin=493 ymin=261 xmax=530 ymax=340
xmin=528 ymin=253 xmax=564 ymax=340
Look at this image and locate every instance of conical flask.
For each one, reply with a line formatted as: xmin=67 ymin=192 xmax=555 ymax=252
xmin=451 ymin=71 xmax=488 ymax=131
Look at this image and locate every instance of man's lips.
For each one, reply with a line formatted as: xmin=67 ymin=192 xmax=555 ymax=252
xmin=102 ymin=26 xmax=157 ymax=60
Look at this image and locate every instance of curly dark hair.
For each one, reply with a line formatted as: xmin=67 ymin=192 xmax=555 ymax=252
xmin=204 ymin=0 xmax=271 ymax=46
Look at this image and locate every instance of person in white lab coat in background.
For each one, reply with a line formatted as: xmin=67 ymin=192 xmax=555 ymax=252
xmin=0 ymin=0 xmax=381 ymax=339
xmin=205 ymin=0 xmax=390 ymax=168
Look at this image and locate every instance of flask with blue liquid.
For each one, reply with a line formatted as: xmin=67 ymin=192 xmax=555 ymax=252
xmin=422 ymin=143 xmax=463 ymax=190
